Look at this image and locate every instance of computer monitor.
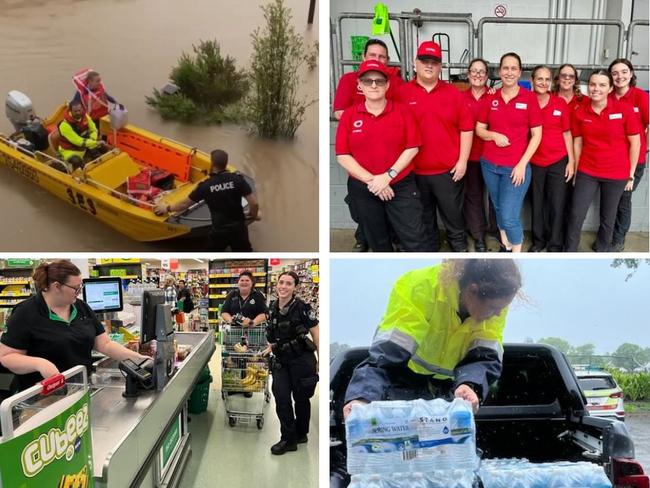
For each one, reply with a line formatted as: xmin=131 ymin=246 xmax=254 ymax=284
xmin=140 ymin=289 xmax=172 ymax=344
xmin=82 ymin=277 xmax=123 ymax=314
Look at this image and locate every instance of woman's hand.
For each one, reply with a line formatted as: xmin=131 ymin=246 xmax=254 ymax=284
xmin=377 ymin=186 xmax=395 ymax=201
xmin=565 ymin=160 xmax=575 ymax=182
xmin=37 ymin=358 xmax=60 ymax=379
xmin=510 ymin=163 xmax=527 ymax=187
xmin=367 ymin=174 xmax=392 ymax=196
xmin=492 ymin=133 xmax=510 ymax=147
xmin=261 ymin=345 xmax=272 ymax=357
xmin=343 ymin=399 xmax=369 ymax=419
xmin=454 ymin=384 xmax=479 ymax=412
xmin=625 ymin=179 xmax=634 ymax=191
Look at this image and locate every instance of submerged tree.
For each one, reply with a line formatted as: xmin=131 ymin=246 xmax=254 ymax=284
xmin=146 ymin=40 xmax=248 ymax=123
xmin=247 ymin=0 xmax=317 ymax=138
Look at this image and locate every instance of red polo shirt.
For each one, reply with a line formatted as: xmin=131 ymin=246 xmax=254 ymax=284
xmin=531 ymin=95 xmax=570 ymax=167
xmin=571 ymin=98 xmax=640 ymax=180
xmin=477 ymin=87 xmax=543 ymax=167
xmin=396 ymin=79 xmax=474 ymax=175
xmin=332 ymin=67 xmax=404 ymax=112
xmin=462 ymin=88 xmax=489 ymax=162
xmin=335 ymin=100 xmax=421 ymax=183
xmin=611 ymin=87 xmax=649 ymax=164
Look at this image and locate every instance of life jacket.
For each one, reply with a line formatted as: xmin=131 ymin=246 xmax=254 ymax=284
xmin=72 ymin=67 xmax=109 ymax=120
xmin=58 ymin=110 xmax=91 ymax=150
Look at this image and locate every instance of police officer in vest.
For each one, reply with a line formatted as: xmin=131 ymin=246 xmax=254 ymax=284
xmin=57 ymin=100 xmax=106 ymax=170
xmin=221 ymin=271 xmax=268 ymax=328
xmin=265 ymin=271 xmax=319 ymax=455
xmin=342 ymin=260 xmax=522 ymax=418
xmin=154 ymin=149 xmax=259 ymax=251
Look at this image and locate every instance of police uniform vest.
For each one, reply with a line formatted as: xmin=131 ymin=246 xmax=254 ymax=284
xmin=266 ymin=298 xmax=316 ymax=360
xmin=58 ymin=112 xmax=92 ymax=150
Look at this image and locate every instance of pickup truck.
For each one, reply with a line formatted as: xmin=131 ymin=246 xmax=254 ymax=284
xmin=330 ymin=344 xmax=649 ymax=488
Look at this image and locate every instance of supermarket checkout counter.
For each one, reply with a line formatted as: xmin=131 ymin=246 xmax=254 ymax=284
xmin=90 ymin=330 xmax=214 ymax=488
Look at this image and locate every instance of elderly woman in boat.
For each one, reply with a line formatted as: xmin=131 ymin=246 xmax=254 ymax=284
xmin=72 ymin=69 xmax=121 ymax=127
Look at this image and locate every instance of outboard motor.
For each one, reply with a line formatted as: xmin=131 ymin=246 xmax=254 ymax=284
xmin=5 ymin=91 xmax=49 ymax=151
xmin=6 ymin=90 xmax=35 ymax=132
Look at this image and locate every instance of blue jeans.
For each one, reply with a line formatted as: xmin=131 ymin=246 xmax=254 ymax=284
xmin=480 ymin=158 xmax=531 ymax=245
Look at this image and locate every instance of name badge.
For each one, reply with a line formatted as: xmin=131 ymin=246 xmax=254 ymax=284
xmin=634 ymin=107 xmax=640 ymax=113
xmin=609 ymin=113 xmax=623 ymax=120
xmin=515 ymin=103 xmax=527 ymax=110
xmin=552 ymin=110 xmax=562 ymax=116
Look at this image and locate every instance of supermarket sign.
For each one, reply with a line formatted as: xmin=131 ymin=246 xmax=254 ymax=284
xmin=0 ymin=392 xmax=94 ymax=487
xmin=5 ymin=259 xmax=35 ymax=268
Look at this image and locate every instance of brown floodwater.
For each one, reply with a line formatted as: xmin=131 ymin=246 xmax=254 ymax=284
xmin=0 ymin=0 xmax=318 ymax=251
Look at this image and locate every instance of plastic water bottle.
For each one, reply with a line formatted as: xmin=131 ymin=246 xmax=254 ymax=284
xmin=447 ymin=399 xmax=477 ymax=470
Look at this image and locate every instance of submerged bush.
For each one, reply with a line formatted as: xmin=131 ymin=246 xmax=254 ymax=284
xmin=246 ymin=0 xmax=317 ymax=138
xmin=146 ymin=40 xmax=248 ymax=123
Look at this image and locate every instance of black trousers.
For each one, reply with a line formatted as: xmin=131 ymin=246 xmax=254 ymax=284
xmin=612 ymin=164 xmax=646 ymax=245
xmin=415 ymin=172 xmax=467 ymax=251
xmin=464 ymin=161 xmax=497 ymax=241
xmin=209 ymin=223 xmax=252 ymax=252
xmin=272 ymin=352 xmax=318 ymax=444
xmin=565 ymin=171 xmax=627 ymax=252
xmin=347 ymin=174 xmax=428 ymax=252
xmin=530 ymin=156 xmax=569 ymax=251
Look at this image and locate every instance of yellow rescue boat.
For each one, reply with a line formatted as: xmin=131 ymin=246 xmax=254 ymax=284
xmin=0 ymin=92 xmax=255 ymax=242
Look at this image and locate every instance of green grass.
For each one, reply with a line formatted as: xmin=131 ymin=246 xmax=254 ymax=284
xmin=626 ymin=401 xmax=650 ymax=413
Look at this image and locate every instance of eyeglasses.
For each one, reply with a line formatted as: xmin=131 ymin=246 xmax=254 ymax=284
xmin=469 ymin=69 xmax=487 ymax=76
xmin=559 ymin=73 xmax=576 ymax=80
xmin=359 ymin=78 xmax=388 ymax=87
xmin=61 ymin=282 xmax=84 ymax=294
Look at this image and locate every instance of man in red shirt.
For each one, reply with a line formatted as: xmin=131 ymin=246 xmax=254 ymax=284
xmin=335 ymin=60 xmax=428 ymax=252
xmin=396 ymin=41 xmax=474 ymax=251
xmin=333 ymin=39 xmax=403 ymax=120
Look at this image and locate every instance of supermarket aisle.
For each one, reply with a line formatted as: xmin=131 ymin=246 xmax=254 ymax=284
xmin=180 ymin=346 xmax=319 ymax=487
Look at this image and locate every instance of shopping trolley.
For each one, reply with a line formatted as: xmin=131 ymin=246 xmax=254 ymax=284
xmin=220 ymin=323 xmax=271 ymax=429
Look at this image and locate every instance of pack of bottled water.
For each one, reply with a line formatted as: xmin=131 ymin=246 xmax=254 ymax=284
xmin=348 ymin=470 xmax=476 ymax=488
xmin=345 ymin=398 xmax=478 ymax=476
xmin=478 ymin=458 xmax=612 ymax=488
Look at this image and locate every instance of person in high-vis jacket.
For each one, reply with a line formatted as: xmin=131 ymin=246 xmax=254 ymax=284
xmin=265 ymin=271 xmax=319 ymax=455
xmin=343 ymin=259 xmax=521 ymax=418
xmin=57 ymin=100 xmax=104 ymax=169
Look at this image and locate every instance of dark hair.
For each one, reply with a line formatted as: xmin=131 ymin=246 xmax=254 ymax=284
xmin=238 ymin=271 xmax=254 ymax=283
xmin=278 ymin=271 xmax=300 ymax=287
xmin=499 ymin=52 xmax=521 ymax=69
xmin=468 ymin=58 xmax=489 ymax=73
xmin=588 ymin=69 xmax=614 ymax=88
xmin=457 ymin=259 xmax=522 ymax=300
xmin=552 ymin=63 xmax=582 ymax=98
xmin=178 ymin=279 xmax=186 ymax=285
xmin=608 ymin=58 xmax=637 ymax=88
xmin=364 ymin=39 xmax=388 ymax=56
xmin=33 ymin=260 xmax=82 ymax=292
xmin=210 ymin=149 xmax=229 ymax=170
xmin=69 ymin=100 xmax=83 ymax=109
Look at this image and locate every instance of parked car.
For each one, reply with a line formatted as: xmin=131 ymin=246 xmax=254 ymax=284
xmin=576 ymin=370 xmax=625 ymax=422
xmin=330 ymin=344 xmax=648 ymax=488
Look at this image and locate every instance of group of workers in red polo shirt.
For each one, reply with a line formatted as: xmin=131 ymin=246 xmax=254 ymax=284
xmin=334 ymin=38 xmax=648 ymax=253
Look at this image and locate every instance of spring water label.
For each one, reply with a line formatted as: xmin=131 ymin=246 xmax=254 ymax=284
xmin=348 ymin=415 xmax=417 ymax=453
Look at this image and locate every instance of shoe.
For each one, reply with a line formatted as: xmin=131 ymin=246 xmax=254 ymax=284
xmin=244 ymin=392 xmax=253 ymax=398
xmin=528 ymin=244 xmax=545 ymax=252
xmin=297 ymin=435 xmax=308 ymax=444
xmin=353 ymin=241 xmax=369 ymax=252
xmin=271 ymin=440 xmax=298 ymax=455
xmin=474 ymin=239 xmax=487 ymax=252
xmin=610 ymin=241 xmax=625 ymax=252
xmin=499 ymin=244 xmax=512 ymax=253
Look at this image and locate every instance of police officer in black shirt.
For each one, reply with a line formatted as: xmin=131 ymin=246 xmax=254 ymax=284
xmin=265 ymin=271 xmax=319 ymax=455
xmin=0 ymin=260 xmax=148 ymax=392
xmin=220 ymin=271 xmax=267 ymax=327
xmin=154 ymin=149 xmax=259 ymax=251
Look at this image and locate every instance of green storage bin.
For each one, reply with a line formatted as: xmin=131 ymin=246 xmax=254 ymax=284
xmin=188 ymin=367 xmax=212 ymax=414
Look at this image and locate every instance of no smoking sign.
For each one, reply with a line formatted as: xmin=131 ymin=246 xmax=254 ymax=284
xmin=494 ymin=4 xmax=507 ymax=17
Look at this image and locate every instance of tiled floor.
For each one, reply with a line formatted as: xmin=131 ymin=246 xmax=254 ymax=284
xmin=180 ymin=346 xmax=319 ymax=487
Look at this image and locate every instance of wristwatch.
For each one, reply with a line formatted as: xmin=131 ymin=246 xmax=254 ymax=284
xmin=628 ymin=177 xmax=635 ymax=182
xmin=387 ymin=168 xmax=397 ymax=179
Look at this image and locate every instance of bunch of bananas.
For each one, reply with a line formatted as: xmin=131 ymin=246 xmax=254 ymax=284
xmin=241 ymin=365 xmax=269 ymax=391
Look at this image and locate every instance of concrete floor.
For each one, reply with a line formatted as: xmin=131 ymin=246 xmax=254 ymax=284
xmin=179 ymin=345 xmax=319 ymax=487
xmin=331 ymin=229 xmax=649 ymax=253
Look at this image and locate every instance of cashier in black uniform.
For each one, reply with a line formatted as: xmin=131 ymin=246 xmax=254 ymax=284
xmin=0 ymin=260 xmax=148 ymax=392
xmin=265 ymin=271 xmax=319 ymax=456
xmin=154 ymin=149 xmax=259 ymax=252
xmin=220 ymin=271 xmax=268 ymax=327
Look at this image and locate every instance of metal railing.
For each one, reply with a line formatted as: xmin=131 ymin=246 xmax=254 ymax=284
xmin=477 ymin=17 xmax=626 ymax=72
xmin=627 ymin=19 xmax=649 ymax=71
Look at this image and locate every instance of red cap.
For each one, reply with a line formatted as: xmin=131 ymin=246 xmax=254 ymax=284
xmin=357 ymin=60 xmax=389 ymax=78
xmin=416 ymin=41 xmax=442 ymax=61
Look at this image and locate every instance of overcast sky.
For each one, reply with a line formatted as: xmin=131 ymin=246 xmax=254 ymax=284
xmin=330 ymin=258 xmax=650 ymax=354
